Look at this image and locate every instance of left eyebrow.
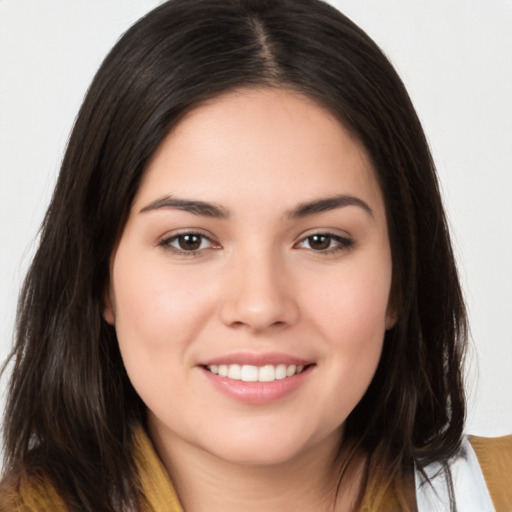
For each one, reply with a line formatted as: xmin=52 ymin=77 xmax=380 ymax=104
xmin=286 ymin=194 xmax=374 ymax=219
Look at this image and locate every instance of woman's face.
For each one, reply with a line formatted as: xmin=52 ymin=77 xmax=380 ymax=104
xmin=105 ymin=88 xmax=394 ymax=467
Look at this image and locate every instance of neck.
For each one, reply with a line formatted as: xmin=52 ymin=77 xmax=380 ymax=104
xmin=149 ymin=423 xmax=366 ymax=512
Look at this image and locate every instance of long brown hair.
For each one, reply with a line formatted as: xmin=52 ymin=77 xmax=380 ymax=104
xmin=2 ymin=1 xmax=467 ymax=510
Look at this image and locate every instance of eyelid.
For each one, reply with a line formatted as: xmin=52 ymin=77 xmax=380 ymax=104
xmin=158 ymin=229 xmax=221 ymax=255
xmin=293 ymin=227 xmax=352 ymax=242
xmin=156 ymin=228 xmax=353 ymax=256
xmin=293 ymin=229 xmax=354 ymax=253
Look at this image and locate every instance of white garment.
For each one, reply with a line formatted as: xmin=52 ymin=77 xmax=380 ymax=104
xmin=415 ymin=437 xmax=495 ymax=511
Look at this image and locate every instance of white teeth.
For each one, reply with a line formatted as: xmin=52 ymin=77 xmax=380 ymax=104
xmin=227 ymin=364 xmax=241 ymax=380
xmin=286 ymin=364 xmax=297 ymax=377
xmin=258 ymin=365 xmax=276 ymax=382
xmin=275 ymin=364 xmax=287 ymax=380
xmin=206 ymin=363 xmax=306 ymax=382
xmin=240 ymin=365 xmax=258 ymax=382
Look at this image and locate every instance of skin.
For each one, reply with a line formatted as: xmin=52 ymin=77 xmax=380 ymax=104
xmin=105 ymin=88 xmax=395 ymax=511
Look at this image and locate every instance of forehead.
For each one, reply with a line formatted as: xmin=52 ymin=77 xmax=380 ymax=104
xmin=134 ymin=87 xmax=384 ymax=217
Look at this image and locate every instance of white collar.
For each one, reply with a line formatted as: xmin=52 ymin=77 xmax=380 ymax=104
xmin=414 ymin=436 xmax=495 ymax=511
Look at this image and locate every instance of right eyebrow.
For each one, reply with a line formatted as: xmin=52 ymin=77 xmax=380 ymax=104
xmin=139 ymin=195 xmax=229 ymax=218
xmin=286 ymin=194 xmax=374 ymax=219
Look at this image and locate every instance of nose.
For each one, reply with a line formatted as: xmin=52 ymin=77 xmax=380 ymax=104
xmin=219 ymin=251 xmax=300 ymax=333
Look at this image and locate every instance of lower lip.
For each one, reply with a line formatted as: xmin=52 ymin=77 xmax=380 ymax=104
xmin=200 ymin=366 xmax=313 ymax=405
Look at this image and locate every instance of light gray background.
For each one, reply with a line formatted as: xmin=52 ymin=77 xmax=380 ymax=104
xmin=1 ymin=0 xmax=511 ymax=436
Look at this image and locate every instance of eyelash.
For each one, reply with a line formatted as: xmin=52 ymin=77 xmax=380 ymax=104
xmin=295 ymin=233 xmax=354 ymax=254
xmin=159 ymin=231 xmax=219 ymax=256
xmin=158 ymin=231 xmax=354 ymax=256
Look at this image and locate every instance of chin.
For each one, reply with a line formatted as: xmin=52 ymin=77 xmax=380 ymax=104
xmin=208 ymin=442 xmax=307 ymax=467
xmin=197 ymin=425 xmax=329 ymax=468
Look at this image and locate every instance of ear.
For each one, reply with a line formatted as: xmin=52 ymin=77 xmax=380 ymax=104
xmin=385 ymin=288 xmax=399 ymax=330
xmin=385 ymin=307 xmax=398 ymax=330
xmin=103 ymin=289 xmax=115 ymax=325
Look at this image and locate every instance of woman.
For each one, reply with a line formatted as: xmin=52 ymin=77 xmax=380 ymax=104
xmin=1 ymin=0 xmax=510 ymax=510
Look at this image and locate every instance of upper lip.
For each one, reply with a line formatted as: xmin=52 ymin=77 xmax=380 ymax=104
xmin=199 ymin=352 xmax=312 ymax=367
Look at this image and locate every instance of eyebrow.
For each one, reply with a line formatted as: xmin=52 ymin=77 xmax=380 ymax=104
xmin=139 ymin=196 xmax=229 ymax=218
xmin=286 ymin=195 xmax=374 ymax=219
xmin=139 ymin=193 xmax=373 ymax=219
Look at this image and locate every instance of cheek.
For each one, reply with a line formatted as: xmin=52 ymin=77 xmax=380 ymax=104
xmin=109 ymin=259 xmax=215 ymax=422
xmin=306 ymin=257 xmax=392 ymax=343
xmin=300 ymin=257 xmax=391 ymax=405
xmin=112 ymin=253 xmax=212 ymax=341
xmin=109 ymin=250 xmax=216 ymax=394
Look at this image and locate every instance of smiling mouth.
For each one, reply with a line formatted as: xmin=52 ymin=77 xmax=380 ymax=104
xmin=205 ymin=363 xmax=306 ymax=383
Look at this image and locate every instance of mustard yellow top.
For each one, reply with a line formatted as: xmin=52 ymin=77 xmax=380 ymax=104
xmin=470 ymin=435 xmax=512 ymax=512
xmin=1 ymin=429 xmax=511 ymax=511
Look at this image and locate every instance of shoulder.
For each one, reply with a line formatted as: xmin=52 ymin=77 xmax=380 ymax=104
xmin=415 ymin=435 xmax=511 ymax=512
xmin=0 ymin=472 xmax=67 ymax=512
xmin=469 ymin=434 xmax=512 ymax=512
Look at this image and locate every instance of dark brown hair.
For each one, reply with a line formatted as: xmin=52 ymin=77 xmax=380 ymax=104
xmin=2 ymin=0 xmax=466 ymax=510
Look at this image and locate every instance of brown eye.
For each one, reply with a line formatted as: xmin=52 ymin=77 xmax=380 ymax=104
xmin=177 ymin=234 xmax=202 ymax=251
xmin=161 ymin=232 xmax=218 ymax=253
xmin=296 ymin=233 xmax=354 ymax=253
xmin=307 ymin=234 xmax=331 ymax=251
